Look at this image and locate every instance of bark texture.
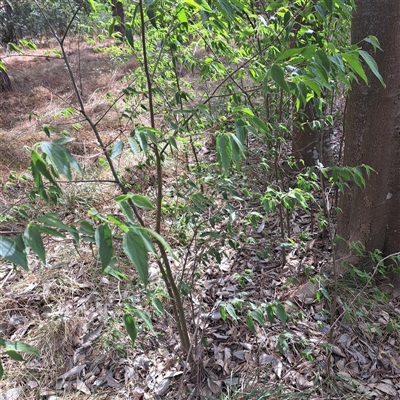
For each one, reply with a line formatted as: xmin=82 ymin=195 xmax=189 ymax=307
xmin=337 ymin=1 xmax=400 ymax=280
xmin=0 ymin=69 xmax=12 ymax=92
xmin=112 ymin=0 xmax=125 ymax=38
xmin=292 ymin=102 xmax=320 ymax=167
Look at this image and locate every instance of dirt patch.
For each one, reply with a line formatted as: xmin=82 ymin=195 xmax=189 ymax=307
xmin=0 ymin=37 xmax=133 ymax=183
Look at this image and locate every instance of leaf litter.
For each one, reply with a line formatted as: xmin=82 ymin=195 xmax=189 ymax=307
xmin=0 ymin=39 xmax=400 ymax=400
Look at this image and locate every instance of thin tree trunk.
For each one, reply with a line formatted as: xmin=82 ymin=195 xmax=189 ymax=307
xmin=112 ymin=0 xmax=125 ymax=38
xmin=0 ymin=69 xmax=12 ymax=92
xmin=337 ymin=1 xmax=400 ymax=292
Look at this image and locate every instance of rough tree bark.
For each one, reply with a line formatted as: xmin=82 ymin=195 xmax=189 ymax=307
xmin=292 ymin=102 xmax=320 ymax=167
xmin=337 ymin=0 xmax=400 ymax=292
xmin=0 ymin=69 xmax=12 ymax=92
xmin=111 ymin=0 xmax=125 ymax=38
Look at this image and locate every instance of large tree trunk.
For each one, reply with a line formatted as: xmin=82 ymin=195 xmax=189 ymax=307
xmin=337 ymin=0 xmax=400 ymax=291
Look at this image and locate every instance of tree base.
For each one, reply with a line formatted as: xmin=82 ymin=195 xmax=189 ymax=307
xmin=0 ymin=70 xmax=12 ymax=92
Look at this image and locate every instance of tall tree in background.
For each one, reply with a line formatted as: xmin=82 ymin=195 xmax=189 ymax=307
xmin=111 ymin=0 xmax=125 ymax=38
xmin=337 ymin=1 xmax=400 ymax=292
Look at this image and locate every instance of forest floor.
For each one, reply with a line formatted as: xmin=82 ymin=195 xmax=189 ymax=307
xmin=1 ymin=37 xmax=400 ymax=400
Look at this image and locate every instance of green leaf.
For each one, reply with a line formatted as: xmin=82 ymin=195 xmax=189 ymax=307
xmin=8 ymin=42 xmax=23 ymax=54
xmin=324 ymin=0 xmax=333 ymax=13
xmin=118 ymin=200 xmax=135 ymax=224
xmin=110 ymin=140 xmax=124 ymax=159
xmin=123 ymin=313 xmax=137 ymax=345
xmin=39 ymin=213 xmax=70 ymax=231
xmin=152 ymin=298 xmax=165 ymax=317
xmin=0 ymin=339 xmax=39 ymax=356
xmin=130 ymin=195 xmax=153 ymax=209
xmin=266 ymin=304 xmax=275 ymax=324
xmin=134 ymin=309 xmax=155 ymax=333
xmin=144 ymin=228 xmax=178 ymax=261
xmin=246 ymin=314 xmax=256 ymax=334
xmin=115 ymin=193 xmax=153 ymax=209
xmin=217 ymin=133 xmax=232 ymax=173
xmin=0 ymin=360 xmax=3 ymax=379
xmin=183 ymin=0 xmax=212 ymax=12
xmin=225 ymin=303 xmax=238 ymax=323
xmin=275 ymin=301 xmax=287 ymax=325
xmin=123 ymin=229 xmax=149 ymax=286
xmin=270 ymin=64 xmax=290 ymax=93
xmin=363 ymin=35 xmax=383 ymax=51
xmin=220 ymin=305 xmax=227 ymax=321
xmin=147 ymin=7 xmax=157 ymax=28
xmin=6 ymin=350 xmax=24 ymax=361
xmin=41 ymin=142 xmax=82 ymax=180
xmin=95 ymin=223 xmax=114 ymax=271
xmin=36 ymin=226 xmax=65 ymax=238
xmin=359 ymin=50 xmax=385 ymax=87
xmin=0 ymin=237 xmax=28 ymax=271
xmin=24 ymin=224 xmax=46 ymax=264
xmin=342 ymin=52 xmax=368 ymax=84
xmin=128 ymin=137 xmax=140 ymax=154
xmin=31 ymin=150 xmax=60 ymax=188
xmin=125 ymin=27 xmax=134 ymax=48
xmin=250 ymin=309 xmax=265 ymax=326
xmin=276 ymin=47 xmax=304 ymax=62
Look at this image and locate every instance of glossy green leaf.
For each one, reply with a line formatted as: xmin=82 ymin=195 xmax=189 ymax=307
xmin=95 ymin=223 xmax=114 ymax=271
xmin=24 ymin=224 xmax=46 ymax=264
xmin=123 ymin=229 xmax=149 ymax=286
xmin=123 ymin=313 xmax=137 ymax=345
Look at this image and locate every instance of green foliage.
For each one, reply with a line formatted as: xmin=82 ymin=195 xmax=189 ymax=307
xmin=0 ymin=0 xmax=386 ymax=369
xmin=0 ymin=0 xmax=92 ymax=44
xmin=0 ymin=337 xmax=39 ymax=379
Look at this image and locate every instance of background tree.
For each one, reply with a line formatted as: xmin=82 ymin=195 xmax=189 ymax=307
xmin=111 ymin=0 xmax=125 ymax=38
xmin=337 ymin=0 xmax=400 ymax=292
